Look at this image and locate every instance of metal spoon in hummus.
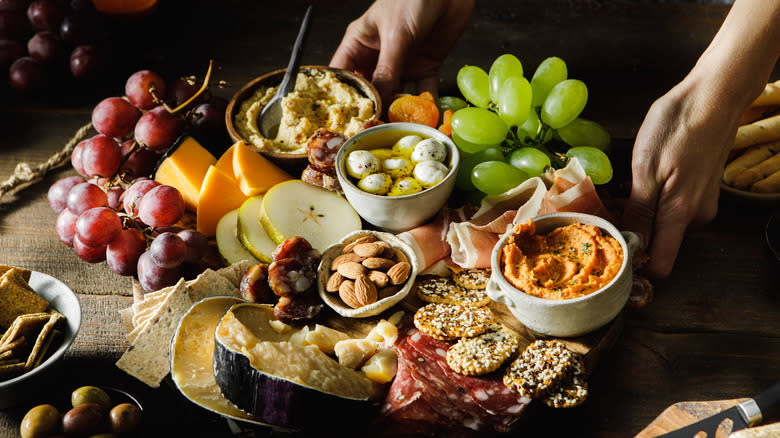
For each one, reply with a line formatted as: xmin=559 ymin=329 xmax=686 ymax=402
xmin=258 ymin=4 xmax=313 ymax=139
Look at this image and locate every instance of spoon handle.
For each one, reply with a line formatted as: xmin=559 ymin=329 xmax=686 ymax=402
xmin=277 ymin=4 xmax=313 ymax=96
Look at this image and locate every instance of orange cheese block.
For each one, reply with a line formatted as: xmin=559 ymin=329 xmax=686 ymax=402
xmin=154 ymin=137 xmax=217 ymax=211
xmin=214 ymin=143 xmax=236 ymax=175
xmin=232 ymin=140 xmax=292 ymax=196
xmin=196 ymin=166 xmax=249 ymax=237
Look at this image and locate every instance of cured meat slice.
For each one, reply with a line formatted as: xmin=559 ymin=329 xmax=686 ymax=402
xmin=405 ymin=330 xmax=530 ymax=432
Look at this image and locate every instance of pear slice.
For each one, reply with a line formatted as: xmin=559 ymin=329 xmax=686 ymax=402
xmin=216 ymin=209 xmax=261 ymax=266
xmin=260 ymin=180 xmax=362 ymax=253
xmin=237 ymin=195 xmax=275 ymax=263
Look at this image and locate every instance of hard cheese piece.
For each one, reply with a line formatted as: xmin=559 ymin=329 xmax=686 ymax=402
xmin=232 ymin=140 xmax=292 ymax=196
xmin=214 ymin=143 xmax=236 ymax=176
xmin=196 ymin=165 xmax=248 ymax=237
xmin=155 ymin=137 xmax=217 ymax=211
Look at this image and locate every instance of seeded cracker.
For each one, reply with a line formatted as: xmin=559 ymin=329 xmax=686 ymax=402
xmin=451 ymin=268 xmax=491 ymax=290
xmin=446 ymin=324 xmax=521 ymax=375
xmin=415 ymin=277 xmax=490 ymax=307
xmin=413 ymin=303 xmax=494 ymax=341
xmin=503 ymin=340 xmax=579 ymax=399
xmin=24 ymin=311 xmax=64 ymax=370
xmin=542 ymin=359 xmax=588 ymax=408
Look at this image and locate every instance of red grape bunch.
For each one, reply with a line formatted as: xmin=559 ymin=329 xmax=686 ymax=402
xmin=47 ymin=66 xmax=225 ymax=292
xmin=1 ymin=0 xmax=111 ymax=92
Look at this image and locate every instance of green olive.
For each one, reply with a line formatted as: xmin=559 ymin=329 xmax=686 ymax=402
xmin=71 ymin=386 xmax=112 ymax=412
xmin=109 ymin=403 xmax=142 ymax=433
xmin=20 ymin=404 xmax=61 ymax=438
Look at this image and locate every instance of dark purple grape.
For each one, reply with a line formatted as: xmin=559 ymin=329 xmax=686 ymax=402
xmin=119 ymin=139 xmax=159 ymax=179
xmin=0 ymin=10 xmax=30 ymax=40
xmin=178 ymin=229 xmax=209 ymax=263
xmin=121 ymin=178 xmax=158 ymax=216
xmin=91 ymin=97 xmax=140 ymax=138
xmin=106 ymin=228 xmax=146 ymax=276
xmin=73 ymin=233 xmax=106 ymax=263
xmin=137 ymin=250 xmax=183 ymax=292
xmin=134 ymin=106 xmax=182 ymax=152
xmin=27 ymin=0 xmax=63 ymax=31
xmin=170 ymin=77 xmax=200 ymax=107
xmin=0 ymin=39 xmax=25 ymax=71
xmin=125 ymin=70 xmax=166 ymax=110
xmin=47 ymin=175 xmax=85 ymax=212
xmin=59 ymin=13 xmax=91 ymax=46
xmin=189 ymin=100 xmax=225 ymax=142
xmin=149 ymin=232 xmax=186 ymax=268
xmin=8 ymin=56 xmax=46 ymax=92
xmin=66 ymin=181 xmax=107 ymax=215
xmin=55 ymin=207 xmax=77 ymax=247
xmin=137 ymin=185 xmax=184 ymax=227
xmin=27 ymin=30 xmax=63 ymax=63
xmin=75 ymin=206 xmax=121 ymax=247
xmin=81 ymin=134 xmax=121 ymax=178
xmin=69 ymin=44 xmax=104 ymax=80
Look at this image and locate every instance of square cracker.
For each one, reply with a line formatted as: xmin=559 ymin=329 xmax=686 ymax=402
xmin=217 ymin=260 xmax=253 ymax=289
xmin=115 ymin=279 xmax=192 ymax=388
xmin=0 ymin=362 xmax=25 ymax=378
xmin=0 ymin=269 xmax=49 ymax=329
xmin=25 ymin=312 xmax=64 ymax=370
xmin=0 ymin=336 xmax=26 ymax=354
xmin=0 ymin=313 xmax=49 ymax=346
xmin=185 ymin=269 xmax=239 ymax=302
xmin=0 ymin=265 xmax=31 ymax=283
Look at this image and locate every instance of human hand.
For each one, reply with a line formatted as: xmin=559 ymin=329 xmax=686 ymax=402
xmin=330 ymin=0 xmax=474 ymax=105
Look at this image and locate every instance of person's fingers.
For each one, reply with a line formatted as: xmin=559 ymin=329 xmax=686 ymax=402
xmin=329 ymin=21 xmax=376 ymax=79
xmin=621 ymin=180 xmax=659 ymax=252
xmin=372 ymin=30 xmax=411 ymax=106
xmin=645 ymin=211 xmax=687 ymax=278
xmin=415 ymin=75 xmax=439 ymax=98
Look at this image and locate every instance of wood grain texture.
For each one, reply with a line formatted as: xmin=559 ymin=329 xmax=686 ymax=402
xmin=635 ymin=399 xmax=746 ymax=438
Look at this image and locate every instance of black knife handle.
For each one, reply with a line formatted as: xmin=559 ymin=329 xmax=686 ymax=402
xmin=754 ymin=380 xmax=780 ymax=414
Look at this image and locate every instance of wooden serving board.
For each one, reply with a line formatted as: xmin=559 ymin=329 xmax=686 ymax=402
xmin=635 ymin=398 xmax=747 ymax=438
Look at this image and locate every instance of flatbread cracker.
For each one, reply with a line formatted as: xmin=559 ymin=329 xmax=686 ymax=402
xmin=115 ymin=279 xmax=192 ymax=388
xmin=217 ymin=260 xmax=253 ymax=288
xmin=119 ymin=307 xmax=134 ymax=332
xmin=25 ymin=312 xmax=64 ymax=370
xmin=0 ymin=269 xmax=50 ymax=328
xmin=185 ymin=268 xmax=239 ymax=302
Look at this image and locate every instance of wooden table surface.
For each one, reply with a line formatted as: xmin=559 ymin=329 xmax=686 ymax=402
xmin=1 ymin=1 xmax=778 ymax=437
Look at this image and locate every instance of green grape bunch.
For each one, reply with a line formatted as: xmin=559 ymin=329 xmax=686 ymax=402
xmin=446 ymin=54 xmax=614 ymax=197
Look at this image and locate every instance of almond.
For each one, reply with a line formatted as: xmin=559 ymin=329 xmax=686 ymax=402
xmin=362 ymin=257 xmax=395 ymax=271
xmin=353 ymin=242 xmax=384 ymax=258
xmin=326 ymin=271 xmax=345 ymax=292
xmin=354 ymin=275 xmax=378 ymax=306
xmin=381 ymin=245 xmax=396 ymax=259
xmin=339 ymin=280 xmax=361 ymax=308
xmin=330 ymin=252 xmax=365 ymax=271
xmin=387 ymin=261 xmax=411 ymax=285
xmin=337 ymin=261 xmax=366 ymax=280
xmin=342 ymin=235 xmax=375 ymax=254
xmin=368 ymin=270 xmax=389 ymax=288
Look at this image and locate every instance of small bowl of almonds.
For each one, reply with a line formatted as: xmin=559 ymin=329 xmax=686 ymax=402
xmin=317 ymin=230 xmax=418 ymax=318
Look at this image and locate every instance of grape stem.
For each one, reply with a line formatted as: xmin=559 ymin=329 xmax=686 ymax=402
xmin=160 ymin=60 xmax=216 ymax=115
xmin=115 ymin=140 xmax=140 ymax=184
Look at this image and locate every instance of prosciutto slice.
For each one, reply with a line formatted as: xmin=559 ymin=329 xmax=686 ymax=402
xmin=399 ymin=158 xmax=613 ymax=271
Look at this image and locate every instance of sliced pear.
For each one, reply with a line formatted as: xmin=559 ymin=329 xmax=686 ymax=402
xmin=216 ymin=209 xmax=260 ymax=266
xmin=237 ymin=195 xmax=275 ymax=263
xmin=260 ymin=180 xmax=362 ymax=252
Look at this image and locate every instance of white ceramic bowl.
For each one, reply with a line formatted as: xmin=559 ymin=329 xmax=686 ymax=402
xmin=335 ymin=123 xmax=460 ymax=233
xmin=318 ymin=230 xmax=418 ymax=318
xmin=0 ymin=271 xmax=81 ymax=408
xmin=487 ymin=212 xmax=640 ymax=337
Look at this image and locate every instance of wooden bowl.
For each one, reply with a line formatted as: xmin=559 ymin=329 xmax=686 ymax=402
xmin=225 ymin=66 xmax=382 ymax=170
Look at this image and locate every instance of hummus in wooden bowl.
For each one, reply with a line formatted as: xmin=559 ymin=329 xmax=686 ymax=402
xmin=226 ymin=66 xmax=381 ymax=168
xmin=487 ymin=212 xmax=640 ymax=337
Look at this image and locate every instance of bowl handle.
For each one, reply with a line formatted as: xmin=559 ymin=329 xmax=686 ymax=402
xmin=620 ymin=231 xmax=642 ymax=257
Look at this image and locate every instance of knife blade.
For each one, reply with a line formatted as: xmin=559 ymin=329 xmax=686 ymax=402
xmin=655 ymin=380 xmax=780 ymax=438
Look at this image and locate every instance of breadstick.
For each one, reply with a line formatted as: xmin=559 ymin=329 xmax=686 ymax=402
xmin=751 ymin=168 xmax=780 ymax=193
xmin=732 ymin=152 xmax=780 ymax=189
xmin=734 ymin=114 xmax=780 ymax=150
xmin=723 ymin=141 xmax=780 ymax=185
xmin=740 ymin=105 xmax=780 ymax=125
xmin=750 ymin=80 xmax=780 ymax=108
